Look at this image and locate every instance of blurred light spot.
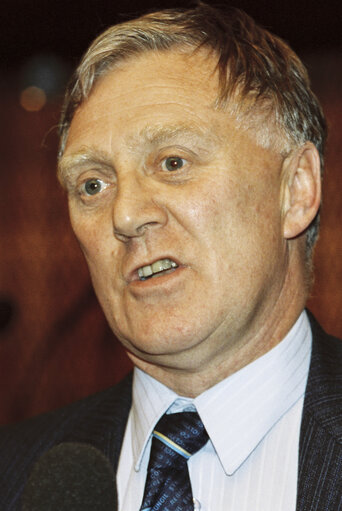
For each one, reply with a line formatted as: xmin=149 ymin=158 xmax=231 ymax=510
xmin=20 ymin=86 xmax=47 ymax=111
xmin=20 ymin=54 xmax=69 ymax=100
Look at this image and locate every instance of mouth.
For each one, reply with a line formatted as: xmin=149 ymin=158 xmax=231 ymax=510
xmin=137 ymin=258 xmax=179 ymax=281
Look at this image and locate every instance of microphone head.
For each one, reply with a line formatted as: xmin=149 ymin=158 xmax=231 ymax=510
xmin=22 ymin=442 xmax=116 ymax=510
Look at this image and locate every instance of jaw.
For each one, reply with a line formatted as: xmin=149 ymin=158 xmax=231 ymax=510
xmin=111 ymin=245 xmax=307 ymax=397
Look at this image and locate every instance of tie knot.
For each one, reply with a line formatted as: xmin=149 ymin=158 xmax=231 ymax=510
xmin=152 ymin=411 xmax=209 ymax=462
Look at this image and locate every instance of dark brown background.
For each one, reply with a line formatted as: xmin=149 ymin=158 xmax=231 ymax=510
xmin=1 ymin=0 xmax=341 ymax=424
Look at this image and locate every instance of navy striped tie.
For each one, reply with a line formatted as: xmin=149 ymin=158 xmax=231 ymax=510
xmin=140 ymin=411 xmax=209 ymax=511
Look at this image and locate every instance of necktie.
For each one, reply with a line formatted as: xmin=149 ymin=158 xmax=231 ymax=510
xmin=140 ymin=411 xmax=209 ymax=511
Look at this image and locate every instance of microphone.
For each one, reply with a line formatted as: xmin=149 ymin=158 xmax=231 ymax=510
xmin=22 ymin=442 xmax=116 ymax=510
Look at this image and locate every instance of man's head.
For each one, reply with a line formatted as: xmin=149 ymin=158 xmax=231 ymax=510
xmin=58 ymin=4 xmax=325 ymax=395
xmin=59 ymin=3 xmax=326 ymax=253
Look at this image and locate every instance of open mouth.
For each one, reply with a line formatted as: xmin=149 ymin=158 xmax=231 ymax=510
xmin=137 ymin=258 xmax=178 ymax=281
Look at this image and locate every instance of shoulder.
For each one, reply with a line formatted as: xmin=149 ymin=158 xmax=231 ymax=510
xmin=308 ymin=311 xmax=342 ymax=381
xmin=0 ymin=373 xmax=133 ymax=510
xmin=305 ymin=311 xmax=342 ymax=439
xmin=0 ymin=372 xmax=133 ymax=451
xmin=297 ymin=315 xmax=342 ymax=508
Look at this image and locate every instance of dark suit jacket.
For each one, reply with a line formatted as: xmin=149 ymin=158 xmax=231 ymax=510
xmin=0 ymin=314 xmax=341 ymax=510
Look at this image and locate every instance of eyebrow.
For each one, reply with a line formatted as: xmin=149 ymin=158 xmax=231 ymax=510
xmin=58 ymin=148 xmax=113 ymax=185
xmin=58 ymin=123 xmax=218 ymax=184
xmin=126 ymin=124 xmax=215 ymax=153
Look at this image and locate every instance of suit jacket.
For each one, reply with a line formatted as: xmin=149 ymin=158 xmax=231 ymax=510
xmin=0 ymin=313 xmax=341 ymax=510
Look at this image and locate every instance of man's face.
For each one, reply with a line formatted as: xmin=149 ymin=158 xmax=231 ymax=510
xmin=60 ymin=50 xmax=288 ymax=373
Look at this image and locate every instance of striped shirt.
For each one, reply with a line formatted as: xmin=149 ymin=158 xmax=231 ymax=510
xmin=117 ymin=311 xmax=312 ymax=511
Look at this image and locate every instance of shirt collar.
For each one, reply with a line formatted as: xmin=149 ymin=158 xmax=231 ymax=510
xmin=130 ymin=368 xmax=180 ymax=471
xmin=130 ymin=311 xmax=312 ymax=475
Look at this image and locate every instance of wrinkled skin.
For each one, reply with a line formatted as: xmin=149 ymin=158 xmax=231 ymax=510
xmin=59 ymin=50 xmax=320 ymax=396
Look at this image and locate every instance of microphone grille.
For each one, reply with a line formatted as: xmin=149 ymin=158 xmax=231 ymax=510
xmin=22 ymin=442 xmax=116 ymax=510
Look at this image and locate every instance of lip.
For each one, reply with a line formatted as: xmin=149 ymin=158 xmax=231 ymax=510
xmin=126 ymin=255 xmax=183 ymax=283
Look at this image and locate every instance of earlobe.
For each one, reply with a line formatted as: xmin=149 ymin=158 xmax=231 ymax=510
xmin=282 ymin=142 xmax=321 ymax=240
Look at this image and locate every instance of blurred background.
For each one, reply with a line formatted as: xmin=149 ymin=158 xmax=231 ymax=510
xmin=1 ymin=0 xmax=341 ymax=424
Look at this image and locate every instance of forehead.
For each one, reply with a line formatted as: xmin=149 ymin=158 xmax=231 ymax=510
xmin=91 ymin=48 xmax=219 ymax=106
xmin=64 ymin=50 xmax=227 ymax=150
xmin=62 ymin=48 xmax=284 ymax=176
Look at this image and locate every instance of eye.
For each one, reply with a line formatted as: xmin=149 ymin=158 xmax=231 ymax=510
xmin=82 ymin=178 xmax=106 ymax=196
xmin=161 ymin=156 xmax=186 ymax=172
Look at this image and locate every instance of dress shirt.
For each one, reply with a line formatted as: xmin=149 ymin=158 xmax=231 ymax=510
xmin=117 ymin=311 xmax=312 ymax=511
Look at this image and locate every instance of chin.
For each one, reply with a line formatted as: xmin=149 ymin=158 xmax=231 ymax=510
xmin=115 ymin=324 xmax=202 ymax=358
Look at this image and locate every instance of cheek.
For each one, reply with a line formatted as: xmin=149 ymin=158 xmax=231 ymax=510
xmin=206 ymin=174 xmax=283 ymax=264
xmin=69 ymin=203 xmax=111 ymax=259
xmin=72 ymin=221 xmax=99 ymax=261
xmin=68 ymin=211 xmax=119 ymax=304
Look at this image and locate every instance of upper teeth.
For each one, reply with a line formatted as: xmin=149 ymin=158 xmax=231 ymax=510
xmin=138 ymin=258 xmax=178 ymax=279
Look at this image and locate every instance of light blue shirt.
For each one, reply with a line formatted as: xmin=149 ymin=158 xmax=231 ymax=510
xmin=118 ymin=311 xmax=312 ymax=510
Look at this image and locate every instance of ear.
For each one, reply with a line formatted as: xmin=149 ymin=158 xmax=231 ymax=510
xmin=282 ymin=142 xmax=321 ymax=240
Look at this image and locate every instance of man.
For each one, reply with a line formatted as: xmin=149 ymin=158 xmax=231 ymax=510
xmin=0 ymin=3 xmax=341 ymax=510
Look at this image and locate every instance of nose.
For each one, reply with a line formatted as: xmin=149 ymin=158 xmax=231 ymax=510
xmin=113 ymin=174 xmax=167 ymax=242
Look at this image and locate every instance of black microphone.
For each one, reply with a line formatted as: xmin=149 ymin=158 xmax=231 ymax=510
xmin=22 ymin=442 xmax=116 ymax=510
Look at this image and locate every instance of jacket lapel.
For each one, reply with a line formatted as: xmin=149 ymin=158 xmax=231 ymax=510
xmin=296 ymin=314 xmax=342 ymax=510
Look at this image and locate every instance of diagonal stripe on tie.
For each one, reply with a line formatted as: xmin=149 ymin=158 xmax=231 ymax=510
xmin=152 ymin=430 xmax=192 ymax=459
